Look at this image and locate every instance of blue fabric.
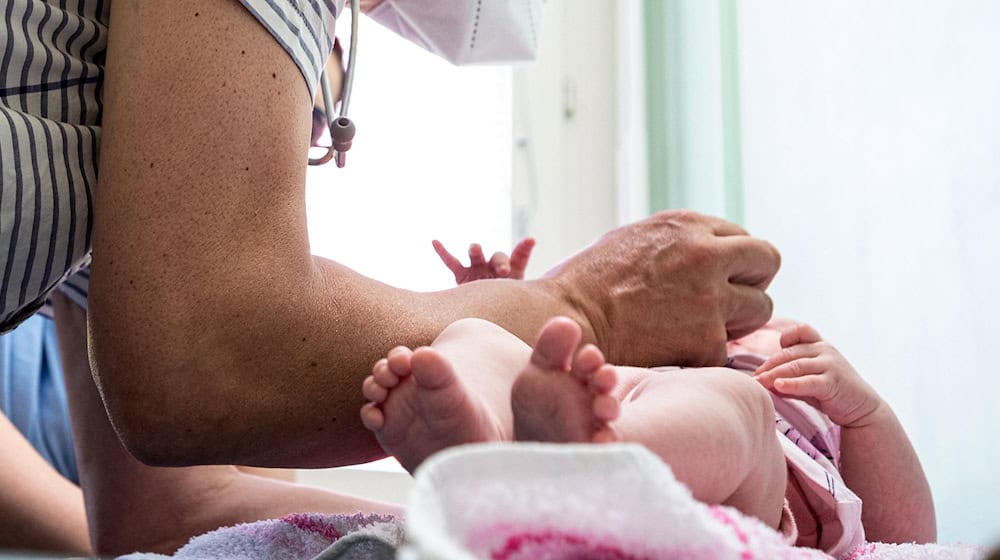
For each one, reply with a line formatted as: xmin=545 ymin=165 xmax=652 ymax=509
xmin=0 ymin=314 xmax=79 ymax=485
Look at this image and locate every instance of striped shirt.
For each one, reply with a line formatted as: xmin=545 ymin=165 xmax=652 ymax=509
xmin=0 ymin=0 xmax=341 ymax=333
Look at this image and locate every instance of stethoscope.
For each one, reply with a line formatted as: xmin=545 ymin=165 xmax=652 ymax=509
xmin=308 ymin=0 xmax=360 ymax=168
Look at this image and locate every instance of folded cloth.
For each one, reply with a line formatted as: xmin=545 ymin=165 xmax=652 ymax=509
xmin=118 ymin=512 xmax=402 ymax=560
xmin=400 ymin=442 xmax=831 ymax=560
xmin=401 ymin=443 xmax=986 ymax=560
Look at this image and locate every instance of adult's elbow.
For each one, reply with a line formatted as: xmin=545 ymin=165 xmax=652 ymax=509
xmin=90 ymin=350 xmax=203 ymax=466
xmin=89 ymin=309 xmax=227 ymax=466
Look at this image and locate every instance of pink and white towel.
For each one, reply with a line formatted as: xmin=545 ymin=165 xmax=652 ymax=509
xmin=118 ymin=511 xmax=402 ymax=560
xmin=400 ymin=442 xmax=986 ymax=560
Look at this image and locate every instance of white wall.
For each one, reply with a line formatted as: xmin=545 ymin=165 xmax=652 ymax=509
xmin=739 ymin=1 xmax=1000 ymax=545
xmin=310 ymin=0 xmax=627 ymax=286
xmin=512 ymin=0 xmax=623 ymax=275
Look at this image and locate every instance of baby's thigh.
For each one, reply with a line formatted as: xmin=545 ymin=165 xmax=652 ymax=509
xmin=619 ymin=367 xmax=787 ymax=528
xmin=609 ymin=365 xmax=658 ymax=401
xmin=621 ymin=366 xmax=769 ymax=410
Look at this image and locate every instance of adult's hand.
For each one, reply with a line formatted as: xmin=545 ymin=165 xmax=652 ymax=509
xmin=545 ymin=210 xmax=780 ymax=367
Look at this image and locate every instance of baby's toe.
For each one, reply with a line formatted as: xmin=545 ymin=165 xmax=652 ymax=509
xmin=363 ymin=376 xmax=388 ymax=402
xmin=592 ymin=425 xmax=620 ymax=444
xmin=374 ymin=361 xmax=404 ymax=388
xmin=593 ymin=394 xmax=620 ymax=422
xmin=386 ymin=346 xmax=414 ymax=374
xmin=572 ymin=344 xmax=605 ymax=380
xmin=591 ymin=365 xmax=618 ymax=393
xmin=360 ymin=403 xmax=385 ymax=431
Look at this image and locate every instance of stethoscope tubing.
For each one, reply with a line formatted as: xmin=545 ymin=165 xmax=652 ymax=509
xmin=309 ymin=0 xmax=359 ymax=167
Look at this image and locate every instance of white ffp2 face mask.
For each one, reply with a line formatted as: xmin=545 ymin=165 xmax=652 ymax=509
xmin=368 ymin=0 xmax=544 ymax=65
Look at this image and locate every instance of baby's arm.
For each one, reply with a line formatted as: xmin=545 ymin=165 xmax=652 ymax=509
xmin=754 ymin=324 xmax=936 ymax=544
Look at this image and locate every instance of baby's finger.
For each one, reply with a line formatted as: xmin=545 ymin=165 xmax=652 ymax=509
xmin=755 ymin=356 xmax=826 ymax=387
xmin=468 ymin=244 xmax=486 ymax=267
xmin=432 ymin=240 xmax=464 ymax=274
xmin=489 ymin=252 xmax=511 ymax=277
xmin=779 ymin=323 xmax=823 ymax=348
xmin=756 ymin=342 xmax=824 ymax=373
xmin=773 ymin=374 xmax=834 ymax=400
xmin=509 ymin=237 xmax=536 ymax=279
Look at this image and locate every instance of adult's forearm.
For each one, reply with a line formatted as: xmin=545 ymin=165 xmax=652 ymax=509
xmin=839 ymin=405 xmax=936 ymax=543
xmin=270 ymin=257 xmax=588 ymax=465
xmin=90 ymin=254 xmax=584 ymax=469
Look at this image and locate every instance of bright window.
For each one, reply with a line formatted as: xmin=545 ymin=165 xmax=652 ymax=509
xmin=305 ymin=16 xmax=513 ymax=292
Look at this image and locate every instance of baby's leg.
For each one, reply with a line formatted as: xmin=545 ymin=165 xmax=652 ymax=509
xmin=361 ymin=318 xmax=534 ymax=472
xmin=511 ymin=317 xmax=787 ymax=529
xmin=615 ymin=368 xmax=787 ymax=528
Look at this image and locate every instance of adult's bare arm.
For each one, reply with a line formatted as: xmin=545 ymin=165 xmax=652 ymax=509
xmin=90 ymin=1 xmax=779 ymax=469
xmin=0 ymin=414 xmax=90 ymax=555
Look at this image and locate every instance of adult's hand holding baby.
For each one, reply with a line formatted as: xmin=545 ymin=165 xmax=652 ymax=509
xmin=542 ymin=210 xmax=780 ymax=368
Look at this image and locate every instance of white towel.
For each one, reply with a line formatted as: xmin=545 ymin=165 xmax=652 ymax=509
xmin=399 ymin=442 xmax=986 ymax=560
xmin=400 ymin=442 xmax=829 ymax=560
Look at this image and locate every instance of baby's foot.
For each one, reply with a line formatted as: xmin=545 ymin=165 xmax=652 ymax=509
xmin=360 ymin=346 xmax=505 ymax=473
xmin=511 ymin=317 xmax=621 ymax=443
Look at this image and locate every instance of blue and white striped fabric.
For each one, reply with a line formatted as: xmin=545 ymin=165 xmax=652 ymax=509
xmin=35 ymin=264 xmax=89 ymax=321
xmin=1 ymin=0 xmax=341 ymax=333
xmin=237 ymin=0 xmax=342 ymax=101
xmin=0 ymin=0 xmax=104 ymax=332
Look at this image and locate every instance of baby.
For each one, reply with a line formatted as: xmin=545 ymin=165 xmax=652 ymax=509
xmin=360 ymin=240 xmax=935 ymax=556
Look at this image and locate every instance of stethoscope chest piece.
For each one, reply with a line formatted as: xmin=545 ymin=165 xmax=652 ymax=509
xmin=309 ymin=0 xmax=359 ymax=168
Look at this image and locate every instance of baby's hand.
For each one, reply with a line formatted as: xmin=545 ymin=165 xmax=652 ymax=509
xmin=432 ymin=238 xmax=535 ymax=285
xmin=754 ymin=323 xmax=882 ymax=428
